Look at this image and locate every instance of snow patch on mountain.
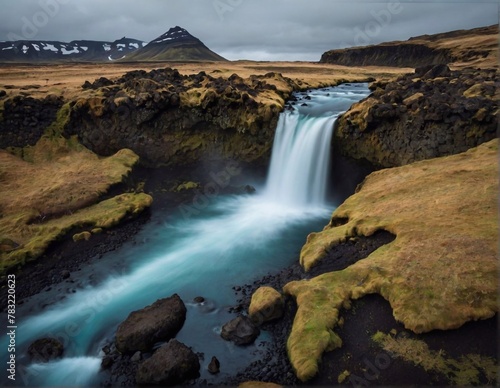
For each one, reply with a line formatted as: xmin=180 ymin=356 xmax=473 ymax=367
xmin=151 ymin=26 xmax=194 ymax=44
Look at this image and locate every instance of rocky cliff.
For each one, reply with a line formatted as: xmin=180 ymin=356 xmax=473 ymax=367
xmin=321 ymin=43 xmax=453 ymax=68
xmin=320 ymin=25 xmax=498 ymax=68
xmin=63 ymin=68 xmax=297 ymax=166
xmin=333 ymin=65 xmax=498 ymax=169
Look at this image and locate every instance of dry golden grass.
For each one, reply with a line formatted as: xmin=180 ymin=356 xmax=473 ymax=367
xmin=284 ymin=139 xmax=498 ymax=381
xmin=0 ymin=136 xmax=152 ymax=275
xmin=431 ymin=31 xmax=498 ymax=69
xmin=350 ymin=25 xmax=498 ymax=69
xmin=0 ymin=61 xmax=409 ymax=101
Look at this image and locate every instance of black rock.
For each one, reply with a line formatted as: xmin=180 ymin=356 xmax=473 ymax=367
xmin=131 ymin=351 xmax=142 ymax=363
xmin=101 ymin=356 xmax=114 ymax=370
xmin=27 ymin=338 xmax=64 ymax=362
xmin=115 ymin=294 xmax=187 ymax=354
xmin=208 ymin=356 xmax=220 ymax=374
xmin=221 ymin=316 xmax=260 ymax=345
xmin=136 ymin=340 xmax=200 ymax=385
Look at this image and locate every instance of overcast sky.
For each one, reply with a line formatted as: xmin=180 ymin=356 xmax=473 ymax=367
xmin=1 ymin=0 xmax=498 ymax=61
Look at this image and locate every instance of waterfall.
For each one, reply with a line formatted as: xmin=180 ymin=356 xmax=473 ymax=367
xmin=3 ymin=83 xmax=370 ymax=387
xmin=265 ymin=84 xmax=370 ymax=207
xmin=265 ymin=112 xmax=337 ymax=206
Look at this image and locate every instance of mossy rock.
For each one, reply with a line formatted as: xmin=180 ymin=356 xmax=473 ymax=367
xmin=248 ymin=286 xmax=284 ymax=325
xmin=175 ymin=181 xmax=200 ymax=192
xmin=73 ymin=231 xmax=91 ymax=242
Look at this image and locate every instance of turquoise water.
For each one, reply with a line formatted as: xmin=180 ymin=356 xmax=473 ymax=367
xmin=1 ymin=83 xmax=370 ymax=386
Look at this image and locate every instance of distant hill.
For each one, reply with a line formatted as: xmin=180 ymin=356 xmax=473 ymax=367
xmin=320 ymin=25 xmax=498 ymax=68
xmin=124 ymin=26 xmax=227 ymax=62
xmin=0 ymin=26 xmax=226 ymax=63
xmin=0 ymin=38 xmax=146 ymax=63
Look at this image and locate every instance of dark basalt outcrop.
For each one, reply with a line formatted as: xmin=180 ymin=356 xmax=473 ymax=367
xmin=63 ymin=68 xmax=294 ymax=166
xmin=0 ymin=94 xmax=63 ymax=148
xmin=333 ymin=66 xmax=498 ymax=168
xmin=321 ymin=43 xmax=453 ymax=68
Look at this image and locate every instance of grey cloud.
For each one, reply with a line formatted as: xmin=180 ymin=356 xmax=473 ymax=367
xmin=0 ymin=0 xmax=496 ymax=61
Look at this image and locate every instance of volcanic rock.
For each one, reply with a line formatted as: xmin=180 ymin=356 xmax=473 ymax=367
xmin=135 ymin=340 xmax=200 ymax=385
xmin=115 ymin=294 xmax=186 ymax=353
xmin=27 ymin=338 xmax=64 ymax=362
xmin=221 ymin=316 xmax=260 ymax=345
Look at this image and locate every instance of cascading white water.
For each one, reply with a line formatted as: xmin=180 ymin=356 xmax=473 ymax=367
xmin=266 ymin=113 xmax=337 ymax=206
xmin=2 ymin=83 xmax=370 ymax=387
xmin=266 ymin=84 xmax=370 ymax=206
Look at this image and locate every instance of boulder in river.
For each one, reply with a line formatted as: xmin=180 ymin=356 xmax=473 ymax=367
xmin=27 ymin=338 xmax=64 ymax=362
xmin=115 ymin=294 xmax=186 ymax=353
xmin=208 ymin=356 xmax=220 ymax=374
xmin=135 ymin=339 xmax=200 ymax=385
xmin=221 ymin=315 xmax=260 ymax=345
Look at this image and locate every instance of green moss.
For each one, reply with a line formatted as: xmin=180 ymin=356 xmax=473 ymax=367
xmin=338 ymin=370 xmax=350 ymax=384
xmin=371 ymin=331 xmax=387 ymax=343
xmin=175 ymin=181 xmax=200 ymax=192
xmin=73 ymin=231 xmax=91 ymax=242
xmin=45 ymin=102 xmax=72 ymax=137
xmin=1 ymin=193 xmax=152 ymax=275
xmin=372 ymin=331 xmax=498 ymax=385
xmin=248 ymin=286 xmax=284 ymax=324
xmin=0 ymin=133 xmax=148 ymax=276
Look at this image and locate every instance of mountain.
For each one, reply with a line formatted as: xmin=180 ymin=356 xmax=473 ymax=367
xmin=0 ymin=38 xmax=146 ymax=62
xmin=0 ymin=26 xmax=225 ymax=63
xmin=320 ymin=24 xmax=498 ymax=68
xmin=124 ymin=26 xmax=227 ymax=62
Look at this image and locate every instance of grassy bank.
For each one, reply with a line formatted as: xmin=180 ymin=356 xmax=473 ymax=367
xmin=284 ymin=139 xmax=498 ymax=381
xmin=0 ymin=133 xmax=152 ymax=276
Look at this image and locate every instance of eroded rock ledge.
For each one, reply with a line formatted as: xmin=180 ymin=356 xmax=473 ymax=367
xmin=64 ymin=68 xmax=298 ymax=166
xmin=334 ymin=66 xmax=498 ymax=168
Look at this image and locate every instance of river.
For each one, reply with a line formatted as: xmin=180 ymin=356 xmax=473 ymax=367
xmin=2 ymin=83 xmax=370 ymax=386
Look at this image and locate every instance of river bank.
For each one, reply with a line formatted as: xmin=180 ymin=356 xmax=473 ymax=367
xmin=2 ymin=77 xmax=497 ymax=387
xmin=225 ymin=233 xmax=498 ymax=386
xmin=7 ymin=188 xmax=497 ymax=387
